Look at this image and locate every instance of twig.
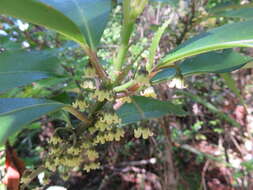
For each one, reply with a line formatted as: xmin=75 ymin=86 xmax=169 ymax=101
xmin=20 ymin=167 xmax=45 ymax=190
xmin=201 ymin=160 xmax=210 ymax=190
xmin=63 ymin=106 xmax=91 ymax=124
xmin=176 ymin=0 xmax=196 ymax=45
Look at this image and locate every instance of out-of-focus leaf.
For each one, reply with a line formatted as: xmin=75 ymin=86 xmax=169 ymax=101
xmin=158 ymin=20 xmax=253 ymax=68
xmin=0 ymin=98 xmax=64 ymax=144
xmin=152 ymin=50 xmax=252 ymax=83
xmin=117 ymin=96 xmax=187 ymax=125
xmin=176 ymin=90 xmax=241 ymax=127
xmin=151 ymin=0 xmax=178 ymax=6
xmin=210 ymin=2 xmax=253 ymax=19
xmin=117 ymin=0 xmax=178 ymax=6
xmin=213 ymin=7 xmax=253 ymax=19
xmin=0 ymin=50 xmax=60 ymax=93
xmin=220 ymin=73 xmax=247 ymax=109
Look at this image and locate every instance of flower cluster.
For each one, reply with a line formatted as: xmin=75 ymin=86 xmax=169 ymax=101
xmin=50 ymin=136 xmax=63 ymax=145
xmin=81 ymin=80 xmax=95 ymax=90
xmin=168 ymin=77 xmax=187 ymax=89
xmin=72 ymin=100 xmax=88 ymax=112
xmin=45 ymin=132 xmax=101 ymax=173
xmin=83 ymin=162 xmax=100 ymax=172
xmin=45 ymin=66 xmax=157 ymax=175
xmin=119 ymin=96 xmax=132 ymax=104
xmin=134 ymin=128 xmax=153 ymax=139
xmin=86 ymin=149 xmax=99 ymax=161
xmin=93 ymin=89 xmax=113 ymax=102
xmin=93 ymin=128 xmax=125 ymax=144
xmin=100 ymin=113 xmax=122 ymax=125
xmin=140 ymin=87 xmax=157 ymax=98
xmin=89 ymin=112 xmax=122 ymax=133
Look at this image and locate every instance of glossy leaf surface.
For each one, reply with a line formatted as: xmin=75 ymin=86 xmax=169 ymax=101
xmin=0 ymin=0 xmax=85 ymax=44
xmin=0 ymin=50 xmax=60 ymax=93
xmin=117 ymin=96 xmax=187 ymax=125
xmin=152 ymin=50 xmax=252 ymax=83
xmin=159 ymin=20 xmax=253 ymax=68
xmin=0 ymin=98 xmax=64 ymax=144
xmin=39 ymin=0 xmax=111 ymax=49
xmin=0 ymin=0 xmax=112 ymax=47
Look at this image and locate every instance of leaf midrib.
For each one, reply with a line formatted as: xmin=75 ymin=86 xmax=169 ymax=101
xmin=0 ymin=102 xmax=63 ymax=116
xmin=162 ymin=40 xmax=253 ymax=65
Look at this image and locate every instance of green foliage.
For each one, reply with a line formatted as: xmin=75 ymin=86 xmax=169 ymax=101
xmin=117 ymin=96 xmax=187 ymax=125
xmin=210 ymin=2 xmax=253 ymax=19
xmin=152 ymin=50 xmax=253 ymax=83
xmin=0 ymin=0 xmax=85 ymax=44
xmin=0 ymin=0 xmax=253 ymax=188
xmin=0 ymin=98 xmax=64 ymax=143
xmin=0 ymin=49 xmax=60 ymax=92
xmin=38 ymin=0 xmax=112 ymax=49
xmin=158 ymin=20 xmax=253 ymax=68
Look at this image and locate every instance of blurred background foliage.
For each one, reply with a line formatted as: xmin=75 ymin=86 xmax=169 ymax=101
xmin=1 ymin=0 xmax=253 ymax=189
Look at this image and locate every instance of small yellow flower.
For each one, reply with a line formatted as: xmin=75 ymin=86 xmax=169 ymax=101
xmin=86 ymin=149 xmax=99 ymax=161
xmin=95 ymin=120 xmax=108 ymax=131
xmin=50 ymin=136 xmax=62 ymax=145
xmin=119 ymin=96 xmax=132 ymax=104
xmin=81 ymin=81 xmax=95 ymax=90
xmin=134 ymin=128 xmax=153 ymax=139
xmin=93 ymin=90 xmax=113 ymax=102
xmin=72 ymin=100 xmax=88 ymax=111
xmin=81 ymin=142 xmax=92 ymax=149
xmin=134 ymin=128 xmax=142 ymax=138
xmin=140 ymin=87 xmax=157 ymax=98
xmin=83 ymin=162 xmax=100 ymax=172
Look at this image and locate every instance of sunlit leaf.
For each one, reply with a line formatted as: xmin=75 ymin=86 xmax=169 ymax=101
xmin=38 ymin=0 xmax=112 ymax=49
xmin=158 ymin=20 xmax=253 ymax=68
xmin=0 ymin=0 xmax=112 ymax=48
xmin=147 ymin=19 xmax=171 ymax=73
xmin=0 ymin=0 xmax=85 ymax=44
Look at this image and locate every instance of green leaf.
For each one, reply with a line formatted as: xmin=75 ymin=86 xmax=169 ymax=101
xmin=0 ymin=0 xmax=85 ymax=45
xmin=151 ymin=0 xmax=178 ymax=6
xmin=117 ymin=0 xmax=178 ymax=7
xmin=147 ymin=19 xmax=170 ymax=73
xmin=117 ymin=96 xmax=187 ymax=125
xmin=0 ymin=98 xmax=64 ymax=144
xmin=0 ymin=0 xmax=112 ymax=47
xmin=0 ymin=50 xmax=60 ymax=93
xmin=152 ymin=50 xmax=252 ymax=83
xmin=38 ymin=0 xmax=112 ymax=49
xmin=214 ymin=7 xmax=253 ymax=19
xmin=158 ymin=20 xmax=253 ymax=68
xmin=220 ymin=73 xmax=247 ymax=109
xmin=210 ymin=2 xmax=253 ymax=19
